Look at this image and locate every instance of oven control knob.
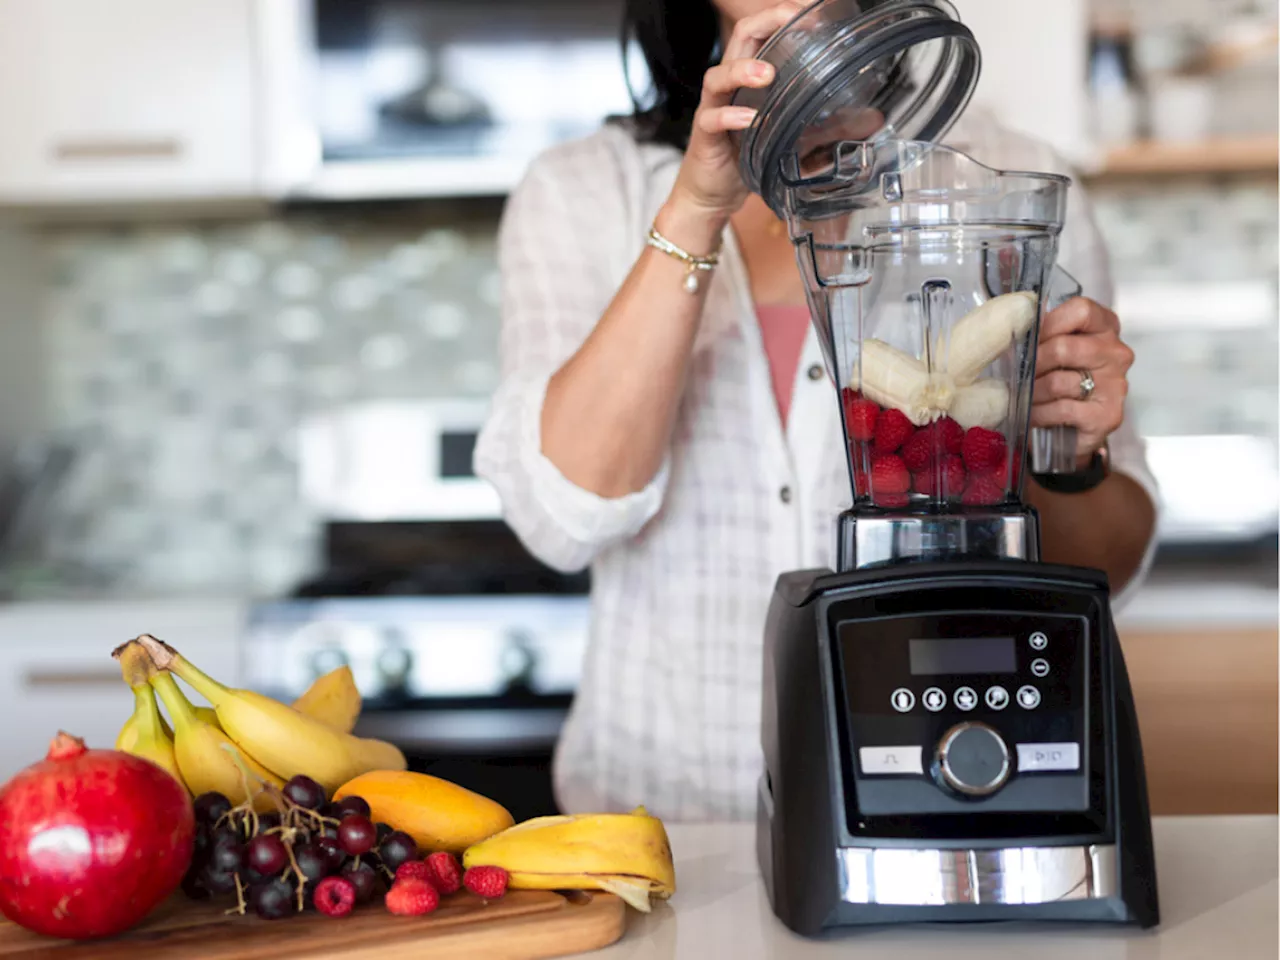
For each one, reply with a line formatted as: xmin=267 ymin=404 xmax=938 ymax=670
xmin=309 ymin=647 xmax=349 ymax=680
xmin=935 ymin=722 xmax=1011 ymax=798
xmin=376 ymin=645 xmax=413 ymax=692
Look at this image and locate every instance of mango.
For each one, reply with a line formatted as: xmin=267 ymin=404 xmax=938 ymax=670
xmin=333 ymin=770 xmax=514 ymax=854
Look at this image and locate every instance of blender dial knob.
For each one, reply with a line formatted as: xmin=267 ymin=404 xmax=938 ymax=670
xmin=935 ymin=722 xmax=1011 ymax=798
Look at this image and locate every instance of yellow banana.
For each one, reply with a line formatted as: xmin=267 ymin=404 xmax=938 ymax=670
xmin=112 ymin=642 xmax=186 ymax=791
xmin=462 ymin=808 xmax=676 ymax=912
xmin=292 ymin=665 xmax=361 ymax=733
xmin=150 ymin=670 xmax=282 ymax=811
xmin=137 ymin=635 xmax=405 ymax=795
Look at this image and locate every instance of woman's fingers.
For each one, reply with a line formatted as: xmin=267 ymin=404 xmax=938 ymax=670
xmin=1035 ymin=331 xmax=1131 ymax=377
xmin=696 ymin=106 xmax=759 ymax=135
xmin=1032 ymin=368 xmax=1129 ymax=406
xmin=701 ymin=59 xmax=774 ymax=105
xmin=722 ymin=0 xmax=808 ymax=62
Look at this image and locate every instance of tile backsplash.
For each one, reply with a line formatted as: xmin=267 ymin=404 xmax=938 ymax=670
xmin=27 ymin=203 xmax=505 ymax=597
xmin=9 ymin=170 xmax=1279 ymax=598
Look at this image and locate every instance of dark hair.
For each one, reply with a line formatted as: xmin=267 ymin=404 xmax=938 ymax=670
xmin=621 ymin=0 xmax=722 ymax=150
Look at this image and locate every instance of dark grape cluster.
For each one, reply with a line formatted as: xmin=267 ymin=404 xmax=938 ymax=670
xmin=183 ymin=775 xmax=419 ymax=920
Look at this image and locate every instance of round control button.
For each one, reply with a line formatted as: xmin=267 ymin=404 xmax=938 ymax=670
xmin=1029 ymin=631 xmax=1048 ymax=650
xmin=954 ymin=686 xmax=978 ymax=711
xmin=985 ymin=685 xmax=1010 ymax=710
xmin=1017 ymin=685 xmax=1042 ymax=709
xmin=922 ymin=687 xmax=947 ymax=712
xmin=1031 ymin=658 xmax=1050 ymax=678
xmin=935 ymin=722 xmax=1011 ymax=797
xmin=891 ymin=688 xmax=915 ymax=712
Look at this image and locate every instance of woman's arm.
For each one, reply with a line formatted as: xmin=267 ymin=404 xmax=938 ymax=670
xmin=475 ymin=2 xmax=806 ymax=570
xmin=1026 ymin=469 xmax=1157 ymax=593
xmin=542 ymin=3 xmax=805 ymax=498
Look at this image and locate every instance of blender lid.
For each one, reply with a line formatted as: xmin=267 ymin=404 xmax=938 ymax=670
xmin=732 ymin=0 xmax=981 ymax=213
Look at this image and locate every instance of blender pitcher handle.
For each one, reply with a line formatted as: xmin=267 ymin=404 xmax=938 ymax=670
xmin=1030 ymin=266 xmax=1084 ymax=475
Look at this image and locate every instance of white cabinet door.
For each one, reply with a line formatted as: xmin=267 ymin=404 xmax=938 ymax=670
xmin=0 ymin=600 xmax=245 ymax=780
xmin=955 ymin=0 xmax=1095 ymax=168
xmin=0 ymin=0 xmax=258 ymax=204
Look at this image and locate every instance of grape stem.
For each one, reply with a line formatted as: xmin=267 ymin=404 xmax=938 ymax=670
xmin=284 ymin=836 xmax=308 ymax=913
xmin=226 ymin=873 xmax=248 ymax=916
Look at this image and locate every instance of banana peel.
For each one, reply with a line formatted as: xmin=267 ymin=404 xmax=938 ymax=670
xmin=462 ymin=807 xmax=675 ymax=913
xmin=292 ymin=665 xmax=361 ymax=733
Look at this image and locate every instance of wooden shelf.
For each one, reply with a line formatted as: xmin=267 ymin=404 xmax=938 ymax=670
xmin=1088 ymin=135 xmax=1279 ymax=177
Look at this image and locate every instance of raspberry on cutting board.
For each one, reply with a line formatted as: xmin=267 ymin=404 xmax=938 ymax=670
xmin=463 ymin=866 xmax=510 ymax=900
xmin=425 ymin=851 xmax=463 ymax=895
xmin=385 ymin=878 xmax=440 ymax=917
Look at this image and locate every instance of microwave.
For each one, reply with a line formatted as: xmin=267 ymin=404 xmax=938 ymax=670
xmin=274 ymin=0 xmax=646 ymax=201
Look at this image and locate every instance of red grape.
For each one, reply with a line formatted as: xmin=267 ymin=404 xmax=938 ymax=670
xmin=246 ymin=834 xmax=289 ymax=876
xmin=282 ymin=775 xmax=326 ymax=810
xmin=378 ymin=832 xmax=418 ymax=872
xmin=340 ymin=860 xmax=379 ymax=904
xmin=192 ymin=792 xmax=232 ymax=826
xmin=337 ymin=815 xmax=376 ymax=856
xmin=335 ymin=796 xmax=371 ymax=819
xmin=250 ymin=878 xmax=295 ymax=920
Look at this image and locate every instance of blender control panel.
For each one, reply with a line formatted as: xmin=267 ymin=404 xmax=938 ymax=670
xmin=834 ymin=610 xmax=1092 ymax=816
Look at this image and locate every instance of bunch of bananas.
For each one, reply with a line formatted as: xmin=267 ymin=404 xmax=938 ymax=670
xmin=113 ymin=634 xmax=405 ymax=806
xmin=463 ymin=808 xmax=676 ymax=913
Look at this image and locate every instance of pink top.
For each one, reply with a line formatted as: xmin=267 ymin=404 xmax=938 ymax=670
xmin=756 ymin=304 xmax=812 ymax=427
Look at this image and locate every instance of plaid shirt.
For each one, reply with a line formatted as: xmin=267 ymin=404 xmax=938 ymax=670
xmin=474 ymin=109 xmax=1160 ymax=821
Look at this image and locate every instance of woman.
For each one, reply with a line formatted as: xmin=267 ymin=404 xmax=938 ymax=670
xmin=475 ymin=0 xmax=1159 ymax=821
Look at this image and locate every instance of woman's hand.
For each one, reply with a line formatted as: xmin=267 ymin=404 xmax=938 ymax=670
xmin=664 ymin=1 xmax=810 ymax=229
xmin=1032 ymin=297 xmax=1135 ymax=466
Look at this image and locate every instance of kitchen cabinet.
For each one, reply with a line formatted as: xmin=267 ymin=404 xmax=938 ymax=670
xmin=0 ymin=0 xmax=261 ymax=205
xmin=0 ymin=600 xmax=246 ymax=779
xmin=955 ymin=0 xmax=1094 ymax=168
xmin=1122 ymin=626 xmax=1279 ymax=815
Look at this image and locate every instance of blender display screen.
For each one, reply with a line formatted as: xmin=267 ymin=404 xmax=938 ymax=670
xmin=908 ymin=637 xmax=1016 ymax=675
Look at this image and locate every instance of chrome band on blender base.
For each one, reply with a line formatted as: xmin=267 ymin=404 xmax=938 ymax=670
xmin=836 ymin=509 xmax=1040 ymax=571
xmin=838 ymin=843 xmax=1117 ymax=906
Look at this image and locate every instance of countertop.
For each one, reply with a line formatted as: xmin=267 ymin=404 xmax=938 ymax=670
xmin=593 ymin=817 xmax=1279 ymax=959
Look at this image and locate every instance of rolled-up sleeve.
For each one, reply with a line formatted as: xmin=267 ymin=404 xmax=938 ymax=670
xmin=473 ymin=135 xmax=671 ymax=573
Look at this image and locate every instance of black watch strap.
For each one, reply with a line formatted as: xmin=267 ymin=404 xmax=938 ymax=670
xmin=1031 ymin=448 xmax=1108 ymax=494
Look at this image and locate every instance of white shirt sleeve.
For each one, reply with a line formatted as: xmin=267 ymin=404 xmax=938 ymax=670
xmin=473 ymin=134 xmax=671 ymax=574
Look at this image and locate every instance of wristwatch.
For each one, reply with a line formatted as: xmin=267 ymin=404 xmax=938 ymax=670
xmin=1031 ymin=441 xmax=1110 ymax=494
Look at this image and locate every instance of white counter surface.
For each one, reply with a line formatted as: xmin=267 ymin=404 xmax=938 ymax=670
xmin=595 ymin=817 xmax=1279 ymax=959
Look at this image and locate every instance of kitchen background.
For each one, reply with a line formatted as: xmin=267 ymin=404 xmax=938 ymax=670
xmin=0 ymin=0 xmax=1274 ymax=818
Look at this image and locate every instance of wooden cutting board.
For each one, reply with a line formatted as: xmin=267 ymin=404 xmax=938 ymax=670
xmin=0 ymin=889 xmax=627 ymax=959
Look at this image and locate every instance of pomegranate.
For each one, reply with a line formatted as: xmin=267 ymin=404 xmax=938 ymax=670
xmin=0 ymin=732 xmax=195 ymax=939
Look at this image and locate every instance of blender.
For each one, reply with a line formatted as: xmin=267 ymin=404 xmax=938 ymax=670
xmin=731 ymin=0 xmax=1160 ymax=935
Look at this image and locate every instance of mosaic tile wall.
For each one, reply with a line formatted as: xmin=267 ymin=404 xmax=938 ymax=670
xmin=29 ymin=202 xmax=506 ymax=597
xmin=1090 ymin=176 xmax=1279 ymax=439
xmin=16 ymin=170 xmax=1277 ymax=598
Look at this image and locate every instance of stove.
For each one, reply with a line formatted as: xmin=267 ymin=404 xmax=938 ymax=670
xmin=243 ymin=401 xmax=590 ymax=820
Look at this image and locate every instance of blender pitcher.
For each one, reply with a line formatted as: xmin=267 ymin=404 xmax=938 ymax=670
xmin=788 ymin=140 xmax=1075 ymax=568
xmin=732 ymin=0 xmax=1085 ymax=568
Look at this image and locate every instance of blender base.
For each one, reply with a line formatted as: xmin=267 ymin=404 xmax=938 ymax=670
xmin=757 ymin=560 xmax=1159 ymax=936
xmin=837 ymin=507 xmax=1041 ymax=571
